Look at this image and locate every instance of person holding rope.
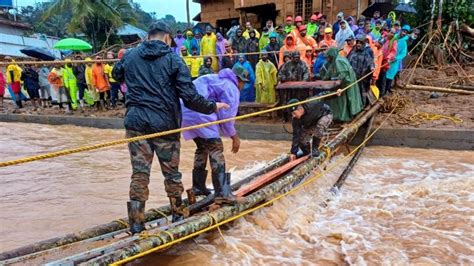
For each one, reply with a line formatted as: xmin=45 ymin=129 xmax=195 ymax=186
xmin=112 ymin=21 xmax=229 ymax=234
xmin=288 ymin=98 xmax=333 ymax=161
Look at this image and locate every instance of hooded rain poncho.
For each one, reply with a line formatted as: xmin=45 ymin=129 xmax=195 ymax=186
xmin=321 ymin=47 xmax=363 ymax=122
xmin=335 ymin=20 xmax=355 ymax=49
xmin=234 ymin=56 xmax=255 ymax=102
xmin=255 ymin=57 xmax=278 ymax=103
xmin=181 ymin=68 xmax=240 ymax=140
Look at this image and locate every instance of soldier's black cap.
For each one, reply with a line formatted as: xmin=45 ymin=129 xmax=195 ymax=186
xmin=148 ymin=21 xmax=176 ymax=47
xmin=288 ymin=98 xmax=301 ymax=112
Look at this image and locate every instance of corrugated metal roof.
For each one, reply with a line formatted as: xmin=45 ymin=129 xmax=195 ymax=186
xmin=117 ymin=24 xmax=146 ymax=39
xmin=0 ymin=32 xmax=60 ymax=57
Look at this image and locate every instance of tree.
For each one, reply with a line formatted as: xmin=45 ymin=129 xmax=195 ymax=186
xmin=43 ymin=0 xmax=136 ymax=51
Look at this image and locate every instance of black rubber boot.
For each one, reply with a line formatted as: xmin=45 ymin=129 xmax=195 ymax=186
xmin=214 ymin=172 xmax=244 ymax=205
xmin=127 ymin=200 xmax=145 ymax=234
xmin=311 ymin=137 xmax=321 ymax=157
xmin=192 ymin=169 xmax=212 ymax=196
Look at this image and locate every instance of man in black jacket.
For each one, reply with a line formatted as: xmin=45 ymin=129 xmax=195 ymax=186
xmin=288 ymin=98 xmax=333 ymax=161
xmin=113 ymin=22 xmax=229 ymax=233
xmin=72 ymin=55 xmax=87 ymax=111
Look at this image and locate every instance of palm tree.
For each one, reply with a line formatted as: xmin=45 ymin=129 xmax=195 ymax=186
xmin=43 ymin=0 xmax=135 ymax=51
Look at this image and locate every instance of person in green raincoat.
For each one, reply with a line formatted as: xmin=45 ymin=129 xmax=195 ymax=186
xmin=259 ymin=28 xmax=270 ymax=51
xmin=320 ymin=47 xmax=363 ymax=122
xmin=63 ymin=58 xmax=79 ymax=110
xmin=183 ymin=30 xmax=200 ymax=55
xmin=307 ymin=14 xmax=319 ymax=37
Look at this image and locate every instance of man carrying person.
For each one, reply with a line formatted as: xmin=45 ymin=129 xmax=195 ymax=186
xmin=288 ymin=98 xmax=333 ymax=161
xmin=181 ymin=66 xmax=249 ymax=204
xmin=112 ymin=21 xmax=229 ymax=233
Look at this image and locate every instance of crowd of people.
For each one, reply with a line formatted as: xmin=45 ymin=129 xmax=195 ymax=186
xmin=0 ymin=10 xmax=416 ymax=122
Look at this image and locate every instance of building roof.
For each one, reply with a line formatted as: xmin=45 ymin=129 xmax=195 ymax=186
xmin=117 ymin=24 xmax=146 ymax=38
xmin=0 ymin=32 xmax=60 ymax=57
xmin=0 ymin=17 xmax=32 ymax=30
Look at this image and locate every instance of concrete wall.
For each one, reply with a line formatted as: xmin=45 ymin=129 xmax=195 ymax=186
xmin=1 ymin=114 xmax=472 ymax=151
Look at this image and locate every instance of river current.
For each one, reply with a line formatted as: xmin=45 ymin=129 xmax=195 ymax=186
xmin=0 ymin=122 xmax=472 ymax=265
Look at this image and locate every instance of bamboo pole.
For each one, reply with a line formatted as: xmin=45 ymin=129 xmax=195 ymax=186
xmin=0 ymin=155 xmax=288 ymax=262
xmin=403 ymin=84 xmax=474 ymax=95
xmin=451 ymin=84 xmax=474 ymax=91
xmin=84 ymin=101 xmax=384 ymax=265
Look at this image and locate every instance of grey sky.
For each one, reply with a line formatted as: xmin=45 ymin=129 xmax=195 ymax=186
xmin=16 ymin=0 xmax=201 ymax=22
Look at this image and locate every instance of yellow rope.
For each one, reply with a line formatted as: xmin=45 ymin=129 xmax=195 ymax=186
xmin=150 ymin=209 xmax=170 ymax=224
xmin=109 ymin=99 xmax=401 ymax=266
xmin=409 ymin=109 xmax=463 ymax=124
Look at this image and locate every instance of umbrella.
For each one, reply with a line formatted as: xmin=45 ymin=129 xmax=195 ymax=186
xmin=20 ymin=46 xmax=57 ymax=61
xmin=361 ymin=3 xmax=394 ymax=18
xmin=394 ymin=3 xmax=417 ymax=14
xmin=54 ymin=38 xmax=92 ymax=51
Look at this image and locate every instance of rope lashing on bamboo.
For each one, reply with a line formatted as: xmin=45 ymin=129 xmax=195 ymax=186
xmin=109 ymin=97 xmax=402 ymax=266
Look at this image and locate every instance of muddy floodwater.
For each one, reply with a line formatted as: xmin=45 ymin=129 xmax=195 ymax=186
xmin=0 ymin=122 xmax=473 ymax=265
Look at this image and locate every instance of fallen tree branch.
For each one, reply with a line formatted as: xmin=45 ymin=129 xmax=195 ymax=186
xmin=402 ymin=84 xmax=474 ymax=95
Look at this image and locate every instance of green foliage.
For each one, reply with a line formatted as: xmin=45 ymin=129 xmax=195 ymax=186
xmin=444 ymin=0 xmax=474 ymax=25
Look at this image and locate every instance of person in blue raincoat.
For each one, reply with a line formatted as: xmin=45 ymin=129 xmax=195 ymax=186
xmin=233 ymin=55 xmax=255 ymax=102
xmin=385 ymin=25 xmax=410 ymax=93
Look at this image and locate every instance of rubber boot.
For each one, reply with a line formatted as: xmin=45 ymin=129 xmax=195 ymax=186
xmin=127 ymin=200 xmax=145 ymax=234
xmin=192 ymin=169 xmax=212 ymax=196
xmin=311 ymin=137 xmax=321 ymax=157
xmin=168 ymin=196 xmax=188 ymax=223
xmin=214 ymin=172 xmax=244 ymax=205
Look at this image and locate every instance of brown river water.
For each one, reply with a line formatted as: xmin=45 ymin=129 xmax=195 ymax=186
xmin=0 ymin=122 xmax=473 ymax=265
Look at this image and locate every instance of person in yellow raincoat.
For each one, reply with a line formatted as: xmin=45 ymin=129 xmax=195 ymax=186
xmin=200 ymin=26 xmax=218 ymax=72
xmin=182 ymin=46 xmax=203 ymax=79
xmin=255 ymin=50 xmax=278 ymax=103
xmin=84 ymin=57 xmax=100 ymax=110
xmin=63 ymin=58 xmax=79 ymax=110
xmin=5 ymin=58 xmax=24 ymax=108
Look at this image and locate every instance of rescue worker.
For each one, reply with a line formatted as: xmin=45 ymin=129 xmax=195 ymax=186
xmin=63 ymin=58 xmax=79 ymax=110
xmin=259 ymin=27 xmax=270 ymax=51
xmin=84 ymin=58 xmax=99 ymax=109
xmin=48 ymin=63 xmax=70 ymax=112
xmin=288 ymin=98 xmax=333 ymax=160
xmin=231 ymin=28 xmax=247 ymax=54
xmin=183 ymin=30 xmax=199 ymax=54
xmin=112 ymin=21 xmax=229 ymax=233
xmin=340 ymin=36 xmax=355 ymax=57
xmin=255 ymin=50 xmax=278 ymax=103
xmin=246 ymin=30 xmax=260 ymax=70
xmin=72 ymin=55 xmax=88 ymax=110
xmin=320 ymin=47 xmax=363 ymax=122
xmin=278 ymin=35 xmax=298 ymax=67
xmin=278 ymin=51 xmax=310 ymax=83
xmin=221 ymin=41 xmax=236 ymax=69
xmin=182 ymin=67 xmax=248 ymax=204
xmin=297 ymin=25 xmax=318 ymax=50
xmin=182 ymin=47 xmax=203 ymax=79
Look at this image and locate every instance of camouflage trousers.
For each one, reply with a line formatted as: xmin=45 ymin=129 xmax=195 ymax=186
xmin=298 ymin=114 xmax=333 ymax=154
xmin=193 ymin=137 xmax=226 ymax=176
xmin=126 ymin=130 xmax=183 ymax=202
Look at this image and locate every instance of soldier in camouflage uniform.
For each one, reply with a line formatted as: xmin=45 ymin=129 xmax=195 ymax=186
xmin=287 ymin=98 xmax=333 ymax=161
xmin=278 ymin=51 xmax=310 ymax=83
xmin=113 ymin=22 xmax=229 ymax=234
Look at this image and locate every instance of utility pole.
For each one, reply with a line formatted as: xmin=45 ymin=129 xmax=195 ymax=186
xmin=186 ymin=0 xmax=191 ymax=27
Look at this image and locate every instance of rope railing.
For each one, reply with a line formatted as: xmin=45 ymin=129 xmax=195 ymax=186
xmin=0 ymin=31 xmax=428 ymax=168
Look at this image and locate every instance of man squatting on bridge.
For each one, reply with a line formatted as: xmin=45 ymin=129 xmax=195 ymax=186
xmin=112 ymin=21 xmax=229 ymax=234
xmin=288 ymin=98 xmax=333 ymax=161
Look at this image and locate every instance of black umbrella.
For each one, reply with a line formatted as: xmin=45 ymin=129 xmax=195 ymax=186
xmin=362 ymin=3 xmax=394 ymax=18
xmin=20 ymin=46 xmax=57 ymax=61
xmin=394 ymin=3 xmax=417 ymax=14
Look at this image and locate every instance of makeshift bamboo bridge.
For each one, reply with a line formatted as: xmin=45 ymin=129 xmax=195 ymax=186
xmin=0 ymin=99 xmax=386 ymax=265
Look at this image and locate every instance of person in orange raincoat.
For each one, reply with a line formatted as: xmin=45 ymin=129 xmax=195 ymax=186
xmin=340 ymin=36 xmax=355 ymax=57
xmin=319 ymin=27 xmax=336 ymax=48
xmin=296 ymin=25 xmax=318 ymax=50
xmin=92 ymin=55 xmax=110 ymax=110
xmin=279 ymin=35 xmax=303 ymax=67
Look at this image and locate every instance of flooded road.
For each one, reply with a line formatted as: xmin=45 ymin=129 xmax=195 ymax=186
xmin=0 ymin=122 xmax=473 ymax=265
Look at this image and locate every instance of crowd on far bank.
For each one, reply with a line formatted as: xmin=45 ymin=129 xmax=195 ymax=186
xmin=0 ymin=10 xmax=417 ymax=122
